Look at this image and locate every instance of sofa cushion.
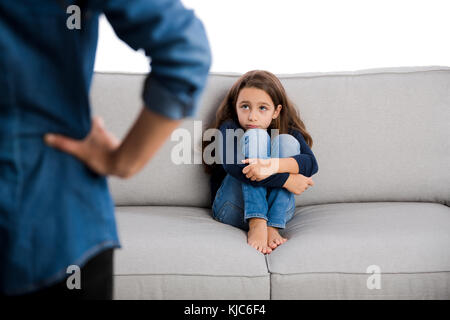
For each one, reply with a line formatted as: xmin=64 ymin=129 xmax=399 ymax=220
xmin=269 ymin=201 xmax=450 ymax=299
xmin=91 ymin=66 xmax=450 ymax=208
xmin=113 ymin=206 xmax=270 ymax=299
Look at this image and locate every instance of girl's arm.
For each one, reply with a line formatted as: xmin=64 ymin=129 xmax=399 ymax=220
xmin=274 ymin=157 xmax=299 ymax=174
xmin=289 ymin=129 xmax=319 ymax=177
xmin=241 ymin=129 xmax=319 ymax=177
xmin=219 ymin=120 xmax=290 ymax=188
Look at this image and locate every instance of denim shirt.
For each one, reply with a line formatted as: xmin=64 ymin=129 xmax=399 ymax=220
xmin=0 ymin=0 xmax=211 ymax=295
xmin=209 ymin=119 xmax=319 ymax=206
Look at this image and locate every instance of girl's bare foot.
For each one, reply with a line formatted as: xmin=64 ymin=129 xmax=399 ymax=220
xmin=267 ymin=226 xmax=288 ymax=249
xmin=247 ymin=218 xmax=272 ymax=254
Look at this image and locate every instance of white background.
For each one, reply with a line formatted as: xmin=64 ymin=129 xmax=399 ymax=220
xmin=94 ymin=0 xmax=450 ymax=74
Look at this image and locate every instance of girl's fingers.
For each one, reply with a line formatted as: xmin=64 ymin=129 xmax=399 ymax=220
xmin=242 ymin=158 xmax=257 ymax=164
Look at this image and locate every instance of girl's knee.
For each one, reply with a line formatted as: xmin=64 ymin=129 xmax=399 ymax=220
xmin=240 ymin=128 xmax=270 ymax=158
xmin=271 ymin=134 xmax=301 ymax=158
xmin=242 ymin=128 xmax=270 ymax=143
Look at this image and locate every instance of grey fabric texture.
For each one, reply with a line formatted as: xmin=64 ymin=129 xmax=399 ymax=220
xmin=113 ymin=206 xmax=270 ymax=299
xmin=270 ymin=202 xmax=450 ymax=274
xmin=89 ymin=66 xmax=450 ymax=299
xmin=270 ymin=202 xmax=450 ymax=299
xmin=271 ymin=273 xmax=450 ymax=300
xmin=114 ymin=274 xmax=270 ymax=300
xmin=91 ymin=66 xmax=450 ymax=208
xmin=112 ymin=202 xmax=450 ymax=299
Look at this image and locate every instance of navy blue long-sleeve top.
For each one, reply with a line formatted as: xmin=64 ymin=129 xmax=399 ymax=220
xmin=209 ymin=119 xmax=319 ymax=206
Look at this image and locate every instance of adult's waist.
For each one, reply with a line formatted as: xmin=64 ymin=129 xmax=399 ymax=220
xmin=0 ymin=133 xmax=111 ymax=225
xmin=0 ymin=105 xmax=91 ymax=141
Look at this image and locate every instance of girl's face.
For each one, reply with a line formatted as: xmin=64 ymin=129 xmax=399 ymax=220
xmin=235 ymin=87 xmax=282 ymax=130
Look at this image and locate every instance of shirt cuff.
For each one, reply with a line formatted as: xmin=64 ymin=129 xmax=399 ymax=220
xmin=142 ymin=75 xmax=195 ymax=120
xmin=293 ymin=153 xmax=315 ymax=176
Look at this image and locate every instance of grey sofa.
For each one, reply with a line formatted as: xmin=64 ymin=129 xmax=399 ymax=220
xmin=90 ymin=66 xmax=450 ymax=300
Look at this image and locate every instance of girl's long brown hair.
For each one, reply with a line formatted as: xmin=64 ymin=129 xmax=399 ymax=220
xmin=202 ymin=70 xmax=314 ymax=175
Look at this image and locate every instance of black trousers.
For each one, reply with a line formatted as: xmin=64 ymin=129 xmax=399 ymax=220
xmin=2 ymin=248 xmax=114 ymax=300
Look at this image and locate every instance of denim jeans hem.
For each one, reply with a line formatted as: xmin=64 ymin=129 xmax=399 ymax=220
xmin=267 ymin=222 xmax=286 ymax=229
xmin=244 ymin=214 xmax=268 ymax=222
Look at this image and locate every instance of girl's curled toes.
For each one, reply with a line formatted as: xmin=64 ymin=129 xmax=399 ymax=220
xmin=247 ymin=218 xmax=273 ymax=254
xmin=267 ymin=227 xmax=287 ymax=249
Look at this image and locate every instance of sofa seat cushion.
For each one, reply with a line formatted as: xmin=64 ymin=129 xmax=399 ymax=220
xmin=113 ymin=206 xmax=270 ymax=299
xmin=270 ymin=202 xmax=450 ymax=299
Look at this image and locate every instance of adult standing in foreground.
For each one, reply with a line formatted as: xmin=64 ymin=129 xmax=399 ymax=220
xmin=0 ymin=0 xmax=211 ymax=298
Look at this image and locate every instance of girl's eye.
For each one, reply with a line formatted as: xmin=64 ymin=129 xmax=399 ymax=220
xmin=260 ymin=106 xmax=267 ymax=111
xmin=241 ymin=105 xmax=249 ymax=109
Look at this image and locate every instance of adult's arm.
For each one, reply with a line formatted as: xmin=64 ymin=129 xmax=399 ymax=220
xmin=103 ymin=0 xmax=212 ymax=177
xmin=45 ymin=1 xmax=211 ymax=178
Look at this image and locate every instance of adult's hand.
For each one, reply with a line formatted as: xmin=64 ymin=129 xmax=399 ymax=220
xmin=44 ymin=116 xmax=120 ymax=176
xmin=45 ymin=107 xmax=182 ymax=179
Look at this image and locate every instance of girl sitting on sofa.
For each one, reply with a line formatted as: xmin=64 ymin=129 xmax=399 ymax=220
xmin=202 ymin=70 xmax=318 ymax=255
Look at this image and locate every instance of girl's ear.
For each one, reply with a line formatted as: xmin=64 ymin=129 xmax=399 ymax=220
xmin=273 ymin=104 xmax=282 ymax=119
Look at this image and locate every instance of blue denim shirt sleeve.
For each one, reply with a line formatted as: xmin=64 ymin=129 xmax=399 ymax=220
xmin=289 ymin=129 xmax=319 ymax=177
xmin=219 ymin=120 xmax=290 ymax=188
xmin=103 ymin=0 xmax=212 ymax=119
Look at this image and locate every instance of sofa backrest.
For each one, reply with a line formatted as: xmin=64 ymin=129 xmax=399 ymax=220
xmin=90 ymin=66 xmax=450 ymax=208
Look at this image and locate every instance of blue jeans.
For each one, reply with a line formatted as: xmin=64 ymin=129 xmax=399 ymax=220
xmin=212 ymin=129 xmax=301 ymax=230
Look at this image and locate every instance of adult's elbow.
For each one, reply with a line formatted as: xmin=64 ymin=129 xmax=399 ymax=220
xmin=195 ymin=17 xmax=213 ymax=74
xmin=112 ymin=157 xmax=139 ymax=179
xmin=115 ymin=165 xmax=135 ymax=180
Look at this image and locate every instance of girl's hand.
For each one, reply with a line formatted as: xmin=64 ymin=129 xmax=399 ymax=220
xmin=44 ymin=116 xmax=120 ymax=176
xmin=241 ymin=158 xmax=279 ymax=181
xmin=284 ymin=174 xmax=315 ymax=195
